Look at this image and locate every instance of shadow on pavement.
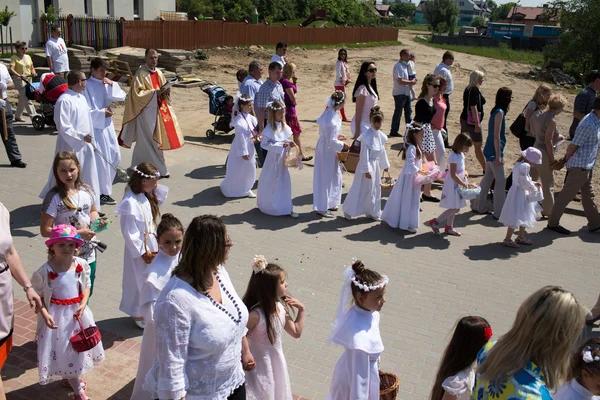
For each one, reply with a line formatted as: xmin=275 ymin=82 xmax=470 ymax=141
xmin=184 ymin=134 xmax=234 ymax=146
xmin=96 ymin=317 xmax=143 ymax=343
xmin=13 ymin=124 xmax=55 ymax=137
xmin=173 ymin=186 xmax=233 ymax=208
xmin=106 ymin=378 xmax=135 ymax=400
xmin=185 ymin=164 xmax=226 ymax=180
xmin=222 ymin=207 xmax=303 ymax=230
xmin=3 ymin=381 xmax=68 ymax=400
xmin=7 ymin=203 xmax=41 ymax=237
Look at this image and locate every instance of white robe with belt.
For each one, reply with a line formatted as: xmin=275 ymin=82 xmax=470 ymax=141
xmin=342 ymin=128 xmax=390 ymax=218
xmin=116 ymin=185 xmax=168 ymax=317
xmin=257 ymin=122 xmax=293 ymax=216
xmin=313 ymin=108 xmax=345 ymax=212
xmin=39 ymin=89 xmax=101 ymax=211
xmin=84 ymin=77 xmax=127 ymax=196
xmin=220 ymin=112 xmax=257 ymax=198
xmin=130 ymin=250 xmax=179 ymax=400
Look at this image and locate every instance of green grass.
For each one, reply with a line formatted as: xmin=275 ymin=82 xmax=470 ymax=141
xmin=399 ymin=24 xmax=430 ymax=31
xmin=298 ymin=40 xmax=401 ymax=50
xmin=270 ymin=19 xmax=341 ymax=27
xmin=414 ymin=36 xmax=544 ymax=66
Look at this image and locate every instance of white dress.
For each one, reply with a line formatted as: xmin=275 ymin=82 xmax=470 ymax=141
xmin=245 ymin=303 xmax=292 ymax=400
xmin=39 ymin=89 xmax=101 ymax=211
xmin=441 ymin=367 xmax=475 ymax=400
xmin=313 ymin=108 xmax=345 ymax=212
xmin=381 ymin=144 xmax=422 ymax=230
xmin=554 ymin=378 xmax=600 ymax=400
xmin=35 ymin=260 xmax=105 ymax=384
xmin=84 ymin=77 xmax=127 ymax=196
xmin=130 ymin=250 xmax=180 ymax=400
xmin=326 ymin=306 xmax=383 ymax=400
xmin=351 ymin=85 xmax=378 ymax=137
xmin=499 ymin=161 xmax=541 ymax=229
xmin=116 ymin=185 xmax=168 ymax=317
xmin=143 ymin=267 xmax=249 ymax=400
xmin=440 ymin=151 xmax=467 ymax=209
xmin=257 ymin=122 xmax=294 ymax=216
xmin=342 ymin=127 xmax=390 ymax=218
xmin=220 ymin=112 xmax=257 ymax=198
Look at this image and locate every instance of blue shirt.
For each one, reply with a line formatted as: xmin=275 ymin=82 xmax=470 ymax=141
xmin=483 ymin=109 xmax=506 ymax=162
xmin=239 ymin=75 xmax=262 ymax=100
xmin=567 ymin=111 xmax=600 ymax=170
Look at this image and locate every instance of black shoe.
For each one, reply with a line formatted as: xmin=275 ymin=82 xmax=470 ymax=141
xmin=422 ymin=194 xmax=440 ymax=203
xmin=547 ymin=224 xmax=571 ymax=235
xmin=159 ymin=173 xmax=170 ymax=179
xmin=100 ymin=194 xmax=116 ymax=205
xmin=302 ymin=156 xmax=313 ymax=162
xmin=10 ymin=160 xmax=27 ymax=168
xmin=388 ymin=133 xmax=402 ymax=138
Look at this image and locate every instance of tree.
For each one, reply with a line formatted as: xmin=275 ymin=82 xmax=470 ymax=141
xmin=390 ymin=2 xmax=417 ymax=19
xmin=472 ymin=16 xmax=487 ymax=28
xmin=422 ymin=0 xmax=459 ymax=33
xmin=490 ymin=2 xmax=516 ymax=21
xmin=0 ymin=6 xmax=16 ymax=52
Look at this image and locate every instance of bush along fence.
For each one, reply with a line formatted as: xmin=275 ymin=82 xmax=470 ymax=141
xmin=40 ymin=16 xmax=398 ymax=50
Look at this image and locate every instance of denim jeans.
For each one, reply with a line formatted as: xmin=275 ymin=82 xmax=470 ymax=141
xmin=390 ymin=94 xmax=412 ymax=136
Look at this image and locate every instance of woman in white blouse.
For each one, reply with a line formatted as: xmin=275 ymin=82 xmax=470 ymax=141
xmin=351 ymin=61 xmax=379 ymax=139
xmin=144 ymin=215 xmax=255 ymax=400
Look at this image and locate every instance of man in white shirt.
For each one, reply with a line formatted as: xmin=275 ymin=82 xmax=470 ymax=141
xmin=434 ymin=51 xmax=454 ymax=147
xmin=0 ymin=49 xmax=26 ymax=168
xmin=270 ymin=42 xmax=287 ymax=66
xmin=390 ymin=49 xmax=415 ymax=137
xmin=45 ymin=25 xmax=70 ymax=77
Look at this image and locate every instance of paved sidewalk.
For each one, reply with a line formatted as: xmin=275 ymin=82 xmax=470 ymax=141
xmin=2 ymin=130 xmax=599 ymax=399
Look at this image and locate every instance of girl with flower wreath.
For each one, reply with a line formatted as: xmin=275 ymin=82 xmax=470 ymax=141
xmin=554 ymin=337 xmax=600 ymax=399
xmin=326 ymin=259 xmax=388 ymax=400
xmin=241 ymin=255 xmax=305 ymax=400
xmin=429 ymin=316 xmax=492 ymax=400
xmin=30 ymin=224 xmax=105 ymax=400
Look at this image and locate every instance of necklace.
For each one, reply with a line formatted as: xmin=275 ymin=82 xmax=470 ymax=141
xmin=203 ymin=275 xmax=242 ymax=324
xmin=69 ymin=189 xmax=82 ymax=212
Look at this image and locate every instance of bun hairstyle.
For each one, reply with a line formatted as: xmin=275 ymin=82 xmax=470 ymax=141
xmin=156 ymin=213 xmax=184 ymax=239
xmin=568 ymin=338 xmax=600 ymax=381
xmin=402 ymin=123 xmax=424 ymax=160
xmin=369 ymin=106 xmax=384 ymax=124
xmin=331 ymin=90 xmax=346 ymax=106
xmin=127 ymin=162 xmax=161 ymax=224
xmin=350 ymin=260 xmax=384 ymax=300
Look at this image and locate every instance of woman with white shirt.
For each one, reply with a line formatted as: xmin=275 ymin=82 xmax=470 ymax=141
xmin=351 ymin=61 xmax=379 ymax=140
xmin=144 ymin=215 xmax=255 ymax=400
xmin=334 ymin=48 xmax=351 ymax=122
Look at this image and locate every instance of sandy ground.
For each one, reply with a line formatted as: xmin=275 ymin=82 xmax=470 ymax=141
xmin=15 ymin=30 xmax=598 ymax=192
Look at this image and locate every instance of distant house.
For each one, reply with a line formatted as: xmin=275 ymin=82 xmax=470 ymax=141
xmin=504 ymin=6 xmax=557 ymax=27
xmin=414 ymin=0 xmax=490 ymax=26
xmin=375 ymin=3 xmax=392 ymax=19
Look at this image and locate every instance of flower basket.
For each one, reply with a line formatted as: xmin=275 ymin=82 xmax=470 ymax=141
xmin=379 ymin=370 xmax=399 ymax=400
xmin=457 ymin=184 xmax=481 ymax=200
xmin=526 ymin=189 xmax=544 ymax=203
xmin=337 ymin=150 xmax=349 ymax=163
xmin=69 ymin=316 xmax=102 ymax=353
xmin=380 ymin=171 xmax=395 ymax=190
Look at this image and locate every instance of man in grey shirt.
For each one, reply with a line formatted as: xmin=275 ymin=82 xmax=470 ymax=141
xmin=253 ymin=62 xmax=284 ymax=167
xmin=569 ymin=71 xmax=600 ymax=140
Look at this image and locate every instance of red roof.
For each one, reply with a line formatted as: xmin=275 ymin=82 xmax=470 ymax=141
xmin=506 ymin=6 xmax=546 ymax=21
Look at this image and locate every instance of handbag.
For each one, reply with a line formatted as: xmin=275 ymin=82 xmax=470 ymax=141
xmin=343 ymin=140 xmax=361 ymax=173
xmin=466 ymin=87 xmax=482 ymax=126
xmin=510 ymin=100 xmax=533 ymax=139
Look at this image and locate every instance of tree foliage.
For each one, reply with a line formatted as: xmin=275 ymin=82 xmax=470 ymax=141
xmin=422 ymin=0 xmax=459 ymax=34
xmin=389 ymin=2 xmax=416 ymax=19
xmin=544 ymin=0 xmax=600 ymax=72
xmin=490 ymin=2 xmax=516 ymax=21
xmin=472 ymin=16 xmax=487 ymax=28
xmin=0 ymin=5 xmax=17 ymax=27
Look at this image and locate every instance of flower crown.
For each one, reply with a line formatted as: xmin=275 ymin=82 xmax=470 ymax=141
xmin=267 ymin=102 xmax=285 ymax=111
xmin=252 ymin=255 xmax=268 ymax=274
xmin=351 ymin=275 xmax=388 ymax=291
xmin=133 ymin=166 xmax=160 ymax=178
xmin=582 ymin=345 xmax=600 ymax=363
xmin=333 ymin=91 xmax=345 ymax=106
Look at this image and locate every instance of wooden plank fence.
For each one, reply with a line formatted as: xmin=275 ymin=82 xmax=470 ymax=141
xmin=41 ymin=15 xmax=124 ymax=50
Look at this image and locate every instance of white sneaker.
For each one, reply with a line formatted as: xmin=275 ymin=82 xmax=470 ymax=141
xmin=406 ymin=227 xmax=418 ymax=233
xmin=247 ymin=191 xmax=257 ymax=198
xmin=343 ymin=212 xmax=352 ymax=220
xmin=290 ymin=212 xmax=299 ymax=219
xmin=134 ymin=318 xmax=146 ymax=329
xmin=367 ymin=214 xmax=382 ymax=221
xmin=317 ymin=211 xmax=335 ymax=218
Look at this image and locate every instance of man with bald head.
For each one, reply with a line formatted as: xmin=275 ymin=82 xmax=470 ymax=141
xmin=40 ymin=69 xmax=101 ymax=210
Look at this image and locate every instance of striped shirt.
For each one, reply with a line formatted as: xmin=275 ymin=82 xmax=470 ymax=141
xmin=254 ymin=78 xmax=284 ymax=110
xmin=567 ymin=111 xmax=600 ymax=170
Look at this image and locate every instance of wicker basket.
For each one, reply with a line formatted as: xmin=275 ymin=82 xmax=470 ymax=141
xmin=142 ymin=232 xmax=158 ymax=264
xmin=69 ymin=316 xmax=102 ymax=353
xmin=379 ymin=370 xmax=399 ymax=400
xmin=337 ymin=151 xmax=349 ymax=162
xmin=457 ymin=184 xmax=481 ymax=200
xmin=381 ymin=171 xmax=395 ymax=190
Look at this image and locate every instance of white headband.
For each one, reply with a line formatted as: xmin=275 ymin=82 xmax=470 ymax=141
xmin=133 ymin=166 xmax=160 ymax=178
xmin=582 ymin=346 xmax=600 ymax=363
xmin=252 ymin=255 xmax=268 ymax=274
xmin=326 ymin=92 xmax=346 ymax=109
xmin=267 ymin=101 xmax=285 ymax=111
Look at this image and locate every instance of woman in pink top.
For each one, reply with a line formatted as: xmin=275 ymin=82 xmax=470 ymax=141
xmin=334 ymin=48 xmax=351 ymax=122
xmin=431 ymin=77 xmax=448 ymax=174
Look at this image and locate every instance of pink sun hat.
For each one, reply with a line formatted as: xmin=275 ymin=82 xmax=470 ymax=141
xmin=45 ymin=224 xmax=84 ymax=248
xmin=521 ymin=147 xmax=543 ymax=165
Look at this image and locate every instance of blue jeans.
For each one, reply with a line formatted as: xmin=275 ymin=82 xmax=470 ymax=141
xmin=390 ymin=94 xmax=412 ymax=136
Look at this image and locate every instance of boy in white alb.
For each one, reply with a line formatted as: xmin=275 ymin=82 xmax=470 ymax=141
xmin=45 ymin=25 xmax=69 ymax=76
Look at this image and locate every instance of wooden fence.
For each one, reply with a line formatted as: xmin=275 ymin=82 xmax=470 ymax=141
xmin=41 ymin=15 xmax=124 ymax=49
xmin=121 ymin=20 xmax=398 ymax=50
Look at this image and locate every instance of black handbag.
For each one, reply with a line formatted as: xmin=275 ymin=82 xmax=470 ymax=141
xmin=510 ymin=100 xmax=534 ymax=139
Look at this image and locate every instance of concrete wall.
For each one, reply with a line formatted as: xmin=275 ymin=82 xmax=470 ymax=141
xmin=3 ymin=0 xmax=43 ymax=47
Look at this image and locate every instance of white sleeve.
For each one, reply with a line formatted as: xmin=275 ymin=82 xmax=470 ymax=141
xmin=518 ymin=163 xmax=538 ymax=192
xmin=348 ymin=349 xmax=372 ymax=400
xmin=120 ymin=213 xmax=146 ymax=259
xmin=83 ymin=90 xmax=106 ymax=128
xmin=442 ymin=372 xmax=471 ymax=396
xmin=380 ymin=146 xmax=390 ymax=170
xmin=325 ymin=124 xmax=344 ymax=153
xmin=54 ymin=99 xmax=87 ymax=149
xmin=260 ymin=128 xmax=285 ymax=153
xmin=355 ymin=142 xmax=372 ymax=174
xmin=139 ymin=281 xmax=162 ymax=323
xmin=154 ymin=184 xmax=168 ymax=206
xmin=403 ymin=146 xmax=420 ymax=175
xmin=45 ymin=42 xmax=52 ymax=57
xmin=336 ymin=61 xmax=344 ymax=82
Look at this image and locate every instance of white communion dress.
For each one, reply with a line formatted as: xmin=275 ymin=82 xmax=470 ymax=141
xmin=439 ymin=151 xmax=467 ymax=210
xmin=381 ymin=144 xmax=423 ymax=230
xmin=441 ymin=367 xmax=475 ymax=400
xmin=220 ymin=112 xmax=257 ymax=198
xmin=326 ymin=305 xmax=383 ymax=400
xmin=499 ymin=161 xmax=542 ymax=229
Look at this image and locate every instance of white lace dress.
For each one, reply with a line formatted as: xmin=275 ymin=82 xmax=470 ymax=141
xmin=143 ymin=266 xmax=249 ymax=400
xmin=245 ymin=303 xmax=292 ymax=400
xmin=36 ymin=263 xmax=105 ymax=384
xmin=499 ymin=161 xmax=542 ymax=229
xmin=441 ymin=367 xmax=475 ymax=400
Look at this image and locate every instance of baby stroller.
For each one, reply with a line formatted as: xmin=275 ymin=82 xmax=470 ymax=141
xmin=201 ymin=83 xmax=234 ymax=139
xmin=25 ymin=73 xmax=68 ymax=131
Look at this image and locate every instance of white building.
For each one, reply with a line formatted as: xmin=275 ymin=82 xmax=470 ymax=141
xmin=4 ymin=0 xmax=176 ymax=46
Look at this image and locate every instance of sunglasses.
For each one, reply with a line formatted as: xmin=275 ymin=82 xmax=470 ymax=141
xmin=431 ymin=84 xmax=440 ymax=88
xmin=367 ymin=68 xmax=377 ymax=73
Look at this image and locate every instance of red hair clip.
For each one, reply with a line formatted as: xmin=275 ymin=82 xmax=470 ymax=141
xmin=484 ymin=327 xmax=493 ymax=341
xmin=48 ymin=271 xmax=59 ymax=280
xmin=75 ymin=264 xmax=83 ymax=273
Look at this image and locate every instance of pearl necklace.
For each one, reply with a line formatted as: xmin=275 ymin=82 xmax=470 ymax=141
xmin=203 ymin=275 xmax=242 ymax=324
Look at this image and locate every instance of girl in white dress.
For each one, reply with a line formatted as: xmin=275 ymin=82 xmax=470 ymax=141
xmin=242 ymin=256 xmax=305 ymax=400
xmin=343 ymin=107 xmax=390 ymax=221
xmin=554 ymin=338 xmax=600 ymax=400
xmin=313 ymin=91 xmax=349 ymax=218
xmin=327 ymin=259 xmax=388 ymax=400
xmin=499 ymin=147 xmax=543 ymax=248
xmin=429 ymin=316 xmax=492 ymax=400
xmin=31 ymin=224 xmax=105 ymax=400
xmin=257 ymin=100 xmax=299 ymax=218
xmin=221 ymin=94 xmax=258 ymax=198
xmin=131 ymin=213 xmax=184 ymax=400
xmin=116 ymin=162 xmax=168 ymax=329
xmin=382 ymin=123 xmax=425 ymax=232
xmin=425 ymin=133 xmax=473 ymax=236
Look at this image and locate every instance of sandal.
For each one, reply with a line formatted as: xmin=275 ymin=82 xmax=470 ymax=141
xmin=515 ymin=236 xmax=533 ymax=245
xmin=424 ymin=219 xmax=440 ymax=235
xmin=61 ymin=379 xmax=87 ymax=390
xmin=444 ymin=226 xmax=462 ymax=236
xmin=503 ymin=239 xmax=520 ymax=248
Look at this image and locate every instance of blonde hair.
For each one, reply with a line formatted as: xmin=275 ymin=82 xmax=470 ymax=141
xmin=467 ymin=70 xmax=484 ymax=88
xmin=532 ymin=84 xmax=552 ymax=108
xmin=267 ymin=100 xmax=287 ymax=131
xmin=478 ymin=286 xmax=585 ymax=390
xmin=548 ymin=94 xmax=568 ymax=111
xmin=282 ymin=63 xmax=296 ymax=79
